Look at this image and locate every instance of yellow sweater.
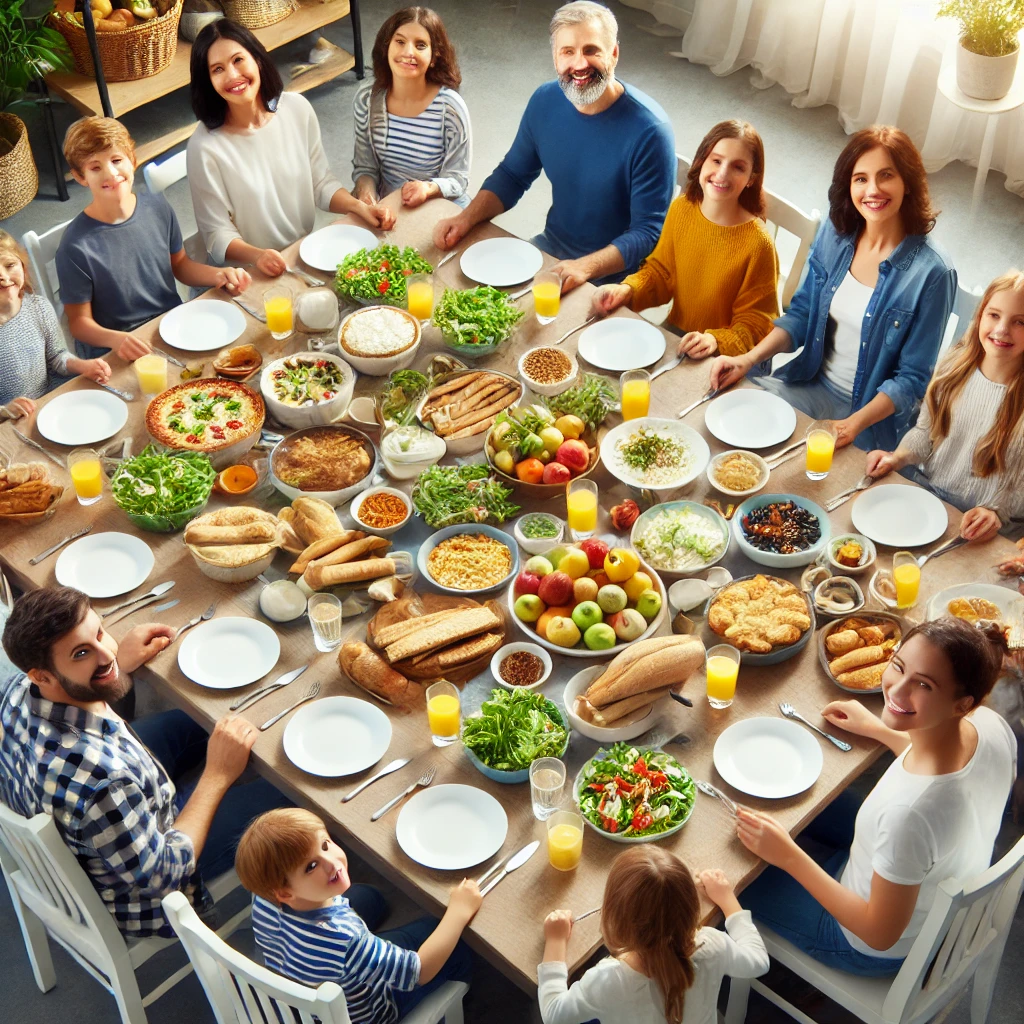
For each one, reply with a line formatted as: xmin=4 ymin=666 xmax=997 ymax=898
xmin=623 ymin=196 xmax=780 ymax=356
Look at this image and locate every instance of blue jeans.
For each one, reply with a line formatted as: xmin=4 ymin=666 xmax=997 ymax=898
xmin=741 ymin=791 xmax=905 ymax=977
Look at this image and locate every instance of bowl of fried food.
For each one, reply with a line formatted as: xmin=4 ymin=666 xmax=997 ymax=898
xmin=184 ymin=507 xmax=281 ymax=583
xmin=269 ymin=425 xmax=377 ymax=507
xmin=0 ymin=461 xmax=63 ymax=522
xmin=732 ymin=494 xmax=830 ymax=568
xmin=706 ymin=449 xmax=770 ymax=498
xmin=818 ymin=613 xmax=903 ymax=694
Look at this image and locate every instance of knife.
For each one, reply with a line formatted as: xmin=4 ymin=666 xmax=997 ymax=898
xmin=230 ymin=663 xmax=310 ymax=713
xmin=650 ymin=354 xmax=684 ymax=381
xmin=103 ymin=590 xmax=177 ymax=627
xmin=12 ymin=427 xmax=67 ymax=469
xmin=96 ymin=381 xmax=136 ymax=402
xmin=480 ymin=840 xmax=540 ymax=897
xmin=677 ymin=387 xmax=719 ymax=419
xmin=101 ymin=580 xmax=176 ymax=618
xmin=153 ymin=598 xmax=180 ymax=614
xmin=231 ymin=295 xmax=267 ymax=323
xmin=28 ymin=525 xmax=92 ymax=565
xmin=153 ymin=347 xmax=186 ymax=368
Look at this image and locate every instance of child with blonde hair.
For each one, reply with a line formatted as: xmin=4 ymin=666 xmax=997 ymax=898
xmin=539 ymin=846 xmax=768 ymax=1024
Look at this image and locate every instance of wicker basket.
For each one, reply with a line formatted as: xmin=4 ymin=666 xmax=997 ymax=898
xmin=0 ymin=113 xmax=38 ymax=220
xmin=223 ymin=0 xmax=295 ymax=30
xmin=51 ymin=2 xmax=184 ymax=83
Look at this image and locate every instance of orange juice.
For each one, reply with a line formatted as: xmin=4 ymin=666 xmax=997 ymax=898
xmin=566 ymin=488 xmax=597 ymax=534
xmin=427 ymin=694 xmax=460 ymax=738
xmin=893 ymin=562 xmax=920 ymax=609
xmin=134 ymin=353 xmax=168 ymax=395
xmin=620 ymin=379 xmax=650 ymax=420
xmin=70 ymin=458 xmax=103 ymax=501
xmin=265 ymin=295 xmax=293 ymax=336
xmin=806 ymin=430 xmax=835 ymax=475
xmin=407 ymin=280 xmax=433 ymax=320
xmin=547 ymin=822 xmax=583 ymax=870
xmin=533 ymin=281 xmax=561 ymax=320
xmin=706 ymin=656 xmax=739 ymax=704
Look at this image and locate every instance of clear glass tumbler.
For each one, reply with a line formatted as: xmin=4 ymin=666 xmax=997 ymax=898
xmin=426 ymin=680 xmax=461 ymax=747
xmin=529 ymin=757 xmax=566 ymax=820
xmin=307 ymin=593 xmax=343 ymax=652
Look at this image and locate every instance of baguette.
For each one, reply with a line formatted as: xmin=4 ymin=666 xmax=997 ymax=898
xmin=425 ymin=373 xmax=501 ymax=411
xmin=422 ymin=372 xmax=485 ymax=405
xmin=576 ymin=688 xmax=670 ymax=726
xmin=825 ymin=630 xmax=863 ymax=656
xmin=837 ymin=663 xmax=886 ymax=690
xmin=370 ymin=608 xmax=462 ymax=648
xmin=338 ymin=642 xmax=422 ymax=709
xmin=829 ymin=645 xmax=885 ymax=676
xmin=289 ymin=530 xmax=366 ymax=574
xmin=304 ymin=557 xmax=396 ymax=590
xmin=435 ymin=389 xmax=518 ymax=436
xmin=306 ymin=536 xmax=390 ymax=573
xmin=447 ymin=381 xmax=508 ymax=418
xmin=384 ymin=605 xmax=500 ymax=663
xmin=585 ymin=639 xmax=704 ymax=708
xmin=402 ymin=632 xmax=503 ymax=674
xmin=183 ymin=521 xmax=276 ymax=545
xmin=587 ymin=636 xmax=699 ymax=695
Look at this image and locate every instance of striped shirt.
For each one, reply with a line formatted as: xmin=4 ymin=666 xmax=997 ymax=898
xmin=252 ymin=894 xmax=420 ymax=1024
xmin=0 ymin=293 xmax=72 ymax=411
xmin=352 ymin=83 xmax=471 ymax=206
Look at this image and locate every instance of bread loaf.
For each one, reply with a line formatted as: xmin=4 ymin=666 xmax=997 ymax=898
xmin=339 ymin=642 xmax=422 ymax=709
xmin=585 ymin=637 xmax=704 ymax=708
xmin=384 ymin=605 xmax=500 ymax=663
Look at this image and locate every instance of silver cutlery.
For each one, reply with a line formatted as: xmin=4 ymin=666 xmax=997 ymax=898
xmin=916 ymin=535 xmax=968 ymax=568
xmin=764 ymin=437 xmax=807 ymax=469
xmin=480 ymin=840 xmax=539 ymax=897
xmin=695 ymin=779 xmax=739 ymax=816
xmin=342 ymin=757 xmax=412 ymax=802
xmin=644 ymin=729 xmax=691 ymax=748
xmin=677 ymin=387 xmax=719 ymax=419
xmin=554 ymin=315 xmax=596 ymax=346
xmin=231 ymin=664 xmax=309 ymax=713
xmin=153 ymin=598 xmax=180 ymax=613
xmin=477 ymin=839 xmax=540 ymax=888
xmin=650 ymin=355 xmax=683 ymax=381
xmin=231 ymin=295 xmax=267 ymax=323
xmin=286 ymin=264 xmax=324 ymax=288
xmin=96 ymin=381 xmax=136 ymax=402
xmin=509 ymin=283 xmax=533 ymax=301
xmin=824 ymin=475 xmax=874 ymax=513
xmin=258 ymin=681 xmax=321 ymax=731
xmin=371 ymin=766 xmax=435 ymax=821
xmin=28 ymin=525 xmax=92 ymax=565
xmin=573 ymin=906 xmax=602 ymax=924
xmin=103 ymin=591 xmax=176 ymax=627
xmin=173 ymin=602 xmax=217 ymax=641
xmin=12 ymin=427 xmax=66 ymax=469
xmin=101 ymin=581 xmax=176 ymax=619
xmin=779 ymin=701 xmax=851 ymax=751
xmin=435 ymin=247 xmax=461 ymax=270
xmin=153 ymin=347 xmax=186 ymax=368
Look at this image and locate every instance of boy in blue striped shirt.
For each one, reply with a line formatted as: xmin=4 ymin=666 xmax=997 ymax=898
xmin=236 ymin=808 xmax=478 ymax=1023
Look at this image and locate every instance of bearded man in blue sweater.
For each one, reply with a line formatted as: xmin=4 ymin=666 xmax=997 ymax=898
xmin=433 ymin=1 xmax=675 ymax=292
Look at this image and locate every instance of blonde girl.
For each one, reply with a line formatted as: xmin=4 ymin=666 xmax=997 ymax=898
xmin=538 ymin=847 xmax=768 ymax=1024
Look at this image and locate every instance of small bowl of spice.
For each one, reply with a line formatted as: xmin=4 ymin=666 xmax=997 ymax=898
xmin=518 ymin=346 xmax=578 ymax=397
xmin=490 ymin=641 xmax=552 ymax=691
xmin=514 ymin=512 xmax=566 ymax=555
xmin=350 ymin=485 xmax=413 ymax=537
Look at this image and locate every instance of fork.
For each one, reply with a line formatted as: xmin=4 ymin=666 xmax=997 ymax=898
xmin=824 ymin=475 xmax=874 ymax=513
xmin=286 ymin=264 xmax=324 ymax=287
xmin=695 ymin=779 xmax=739 ymax=816
xmin=173 ymin=602 xmax=217 ymax=641
xmin=779 ymin=702 xmax=851 ymax=751
xmin=258 ymin=681 xmax=321 ymax=731
xmin=371 ymin=766 xmax=435 ymax=821
xmin=435 ymin=247 xmax=461 ymax=270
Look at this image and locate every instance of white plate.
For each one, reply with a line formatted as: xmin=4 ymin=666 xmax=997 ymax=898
xmin=396 ymin=784 xmax=508 ymax=870
xmin=459 ymin=238 xmax=543 ymax=287
xmin=576 ymin=317 xmax=667 ymax=372
xmin=55 ymin=532 xmax=154 ymax=598
xmin=926 ymin=583 xmax=1024 ymax=624
xmin=283 ymin=697 xmax=392 ymax=777
xmin=177 ymin=617 xmax=280 ymax=689
xmin=299 ymin=224 xmax=379 ymax=273
xmin=36 ymin=390 xmax=128 ymax=446
xmin=713 ymin=718 xmax=823 ymax=799
xmin=851 ymin=485 xmax=949 ymax=548
xmin=600 ymin=417 xmax=710 ymax=491
xmin=704 ymin=389 xmax=797 ymax=449
xmin=158 ymin=300 xmax=247 ymax=352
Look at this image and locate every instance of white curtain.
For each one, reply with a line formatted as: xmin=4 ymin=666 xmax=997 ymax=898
xmin=679 ymin=0 xmax=1024 ymax=196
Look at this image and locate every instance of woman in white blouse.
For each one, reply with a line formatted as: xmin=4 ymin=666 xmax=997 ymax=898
xmin=187 ymin=20 xmax=394 ymax=277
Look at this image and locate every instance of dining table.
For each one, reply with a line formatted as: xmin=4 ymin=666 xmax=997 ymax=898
xmin=0 ymin=193 xmax=1019 ymax=994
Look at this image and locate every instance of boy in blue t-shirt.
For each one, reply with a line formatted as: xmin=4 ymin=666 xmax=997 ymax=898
xmin=56 ymin=116 xmax=252 ymax=360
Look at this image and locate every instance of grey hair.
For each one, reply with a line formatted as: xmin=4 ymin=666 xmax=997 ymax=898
xmin=549 ymin=1 xmax=618 ymax=47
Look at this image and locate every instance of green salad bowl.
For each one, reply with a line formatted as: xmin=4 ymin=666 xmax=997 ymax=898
xmin=462 ymin=698 xmax=570 ymax=784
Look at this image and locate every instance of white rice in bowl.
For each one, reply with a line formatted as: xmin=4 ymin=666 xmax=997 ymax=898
xmin=341 ymin=307 xmax=418 ymax=358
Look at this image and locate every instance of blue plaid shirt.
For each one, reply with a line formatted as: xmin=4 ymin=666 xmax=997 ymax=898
xmin=0 ymin=677 xmax=210 ymax=938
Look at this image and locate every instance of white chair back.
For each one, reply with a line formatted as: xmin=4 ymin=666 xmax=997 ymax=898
xmin=142 ymin=150 xmax=187 ymax=196
xmin=939 ymin=283 xmax=985 ymax=357
xmin=21 ymin=220 xmax=72 ymax=323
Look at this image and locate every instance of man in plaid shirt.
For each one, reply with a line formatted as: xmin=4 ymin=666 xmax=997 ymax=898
xmin=0 ymin=587 xmax=287 ymax=937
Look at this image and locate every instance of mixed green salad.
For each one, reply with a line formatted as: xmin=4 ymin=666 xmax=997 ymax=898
xmin=633 ymin=506 xmax=727 ymax=572
xmin=577 ymin=743 xmax=695 ymax=839
xmin=333 ymin=244 xmax=432 ymax=305
xmin=462 ymin=689 xmax=568 ymax=772
xmin=111 ymin=445 xmax=215 ymax=529
xmin=380 ymin=369 xmax=432 ymax=426
xmin=412 ymin=464 xmax=520 ymax=527
xmin=542 ymin=373 xmax=617 ymax=432
xmin=270 ymin=357 xmax=347 ymax=407
xmin=432 ymin=286 xmax=524 ymax=348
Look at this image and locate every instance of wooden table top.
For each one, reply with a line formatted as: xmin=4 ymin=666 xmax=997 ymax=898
xmin=1 ymin=194 xmax=1017 ymax=992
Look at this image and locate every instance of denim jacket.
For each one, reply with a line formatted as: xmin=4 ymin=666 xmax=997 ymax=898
xmin=773 ymin=219 xmax=956 ymax=451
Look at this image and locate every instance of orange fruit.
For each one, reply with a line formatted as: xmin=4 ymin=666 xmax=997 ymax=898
xmin=536 ymin=604 xmax=574 ymax=640
xmin=216 ymin=464 xmax=258 ymax=494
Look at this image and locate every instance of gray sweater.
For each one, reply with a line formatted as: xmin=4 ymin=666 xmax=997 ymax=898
xmin=0 ymin=293 xmax=72 ymax=416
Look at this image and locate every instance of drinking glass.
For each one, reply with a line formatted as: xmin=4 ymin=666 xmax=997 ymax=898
xmin=264 ymin=284 xmax=295 ymax=341
xmin=530 ymin=757 xmax=566 ymax=820
xmin=68 ymin=448 xmax=103 ymax=506
xmin=133 ymin=353 xmax=168 ymax=396
xmin=892 ymin=551 xmax=920 ymax=610
xmin=307 ymin=593 xmax=343 ymax=652
xmin=805 ymin=420 xmax=838 ymax=481
xmin=426 ymin=680 xmax=461 ymax=747
xmin=705 ymin=643 xmax=741 ymax=709
xmin=532 ymin=270 xmax=561 ymax=325
xmin=619 ymin=368 xmax=651 ymax=421
xmin=406 ymin=273 xmax=434 ymax=321
xmin=546 ymin=809 xmax=584 ymax=871
xmin=566 ymin=478 xmax=598 ymax=540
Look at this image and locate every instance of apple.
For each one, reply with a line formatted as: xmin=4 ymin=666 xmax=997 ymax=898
xmin=537 ymin=605 xmax=573 ymax=640
xmin=560 ymin=548 xmax=590 ymax=580
xmin=537 ymin=570 xmax=574 ymax=606
xmin=546 ymin=546 xmax=570 ymax=570
xmin=571 ymin=600 xmax=603 ymax=632
xmin=546 ymin=616 xmax=582 ymax=648
xmin=514 ymin=594 xmax=545 ymax=623
xmin=597 ymin=584 xmax=628 ymax=614
xmin=623 ymin=571 xmax=654 ymax=603
xmin=583 ymin=622 xmax=617 ymax=651
xmin=573 ymin=576 xmax=599 ymax=603
xmin=539 ymin=426 xmax=564 ymax=454
xmin=493 ymin=449 xmax=515 ymax=475
xmin=554 ymin=414 xmax=585 ymax=440
xmin=635 ymin=589 xmax=663 ymax=621
xmin=579 ymin=537 xmax=609 ymax=571
xmin=608 ymin=608 xmax=647 ymax=642
xmin=541 ymin=461 xmax=571 ymax=486
xmin=524 ymin=555 xmax=554 ymax=577
xmin=555 ymin=439 xmax=590 ymax=475
xmin=514 ymin=571 xmax=542 ymax=597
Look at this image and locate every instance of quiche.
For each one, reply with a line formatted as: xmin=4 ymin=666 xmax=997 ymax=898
xmin=147 ymin=379 xmax=265 ymax=452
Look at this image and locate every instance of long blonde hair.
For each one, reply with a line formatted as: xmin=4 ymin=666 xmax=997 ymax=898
xmin=601 ymin=847 xmax=701 ymax=1024
xmin=925 ymin=269 xmax=1024 ymax=477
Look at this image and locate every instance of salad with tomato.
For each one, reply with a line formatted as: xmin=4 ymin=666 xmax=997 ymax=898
xmin=576 ymin=743 xmax=695 ymax=840
xmin=333 ymin=244 xmax=432 ymax=306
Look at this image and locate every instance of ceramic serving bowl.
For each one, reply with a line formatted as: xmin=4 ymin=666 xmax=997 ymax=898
xmin=489 ymin=642 xmax=553 ymax=692
xmin=417 ymin=523 xmax=519 ymax=596
xmin=259 ymin=351 xmax=355 ymax=429
xmin=731 ymin=493 xmax=831 ymax=569
xmin=463 ymin=698 xmax=569 ymax=784
xmin=817 ymin=611 xmax=904 ymax=694
xmin=513 ymin=513 xmax=566 ymax=555
xmin=562 ymin=665 xmax=659 ymax=742
xmin=826 ymin=533 xmax=877 ymax=575
xmin=336 ymin=305 xmax=422 ymax=376
xmin=706 ymin=449 xmax=771 ymax=498
xmin=629 ymin=500 xmax=730 ymax=579
xmin=349 ymin=486 xmax=413 ymax=537
xmin=517 ymin=347 xmax=579 ymax=397
xmin=268 ymin=424 xmax=378 ymax=507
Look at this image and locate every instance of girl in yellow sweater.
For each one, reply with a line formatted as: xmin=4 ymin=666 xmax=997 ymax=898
xmin=592 ymin=120 xmax=779 ymax=358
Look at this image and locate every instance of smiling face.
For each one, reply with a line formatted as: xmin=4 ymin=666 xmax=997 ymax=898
xmin=207 ymin=36 xmax=262 ymax=109
xmin=30 ymin=607 xmax=127 ymax=705
xmin=699 ymin=138 xmax=756 ymax=207
xmin=553 ymin=20 xmax=618 ymax=108
xmin=880 ymin=633 xmax=974 ymax=732
xmin=71 ymin=146 xmax=134 ymax=202
xmin=388 ymin=19 xmax=432 ymax=82
xmin=849 ymin=145 xmax=906 ymax=228
xmin=0 ymin=250 xmax=26 ymax=304
xmin=275 ymin=829 xmax=351 ymax=909
xmin=978 ymin=287 xmax=1024 ymax=367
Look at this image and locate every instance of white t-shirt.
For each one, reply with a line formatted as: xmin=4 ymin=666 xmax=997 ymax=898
xmin=822 ymin=271 xmax=873 ymax=397
xmin=840 ymin=706 xmax=1016 ymax=958
xmin=537 ymin=910 xmax=769 ymax=1024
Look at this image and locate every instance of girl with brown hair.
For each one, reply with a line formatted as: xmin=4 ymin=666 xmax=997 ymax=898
xmin=865 ymin=270 xmax=1024 ymax=541
xmin=538 ymin=847 xmax=768 ymax=1024
xmin=591 ymin=120 xmax=779 ymax=358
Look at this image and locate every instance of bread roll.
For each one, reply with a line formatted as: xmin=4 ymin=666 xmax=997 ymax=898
xmin=829 ymin=645 xmax=885 ymax=676
xmin=307 ymin=536 xmax=390 ymax=572
xmin=837 ymin=664 xmax=885 ymax=689
xmin=289 ymin=530 xmax=366 ymax=574
xmin=304 ymin=557 xmax=396 ymax=591
xmin=339 ymin=642 xmax=422 ymax=709
xmin=184 ymin=521 xmax=276 ymax=545
xmin=825 ymin=629 xmax=863 ymax=656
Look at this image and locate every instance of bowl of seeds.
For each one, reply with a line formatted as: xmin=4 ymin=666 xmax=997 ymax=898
xmin=490 ymin=642 xmax=552 ymax=691
xmin=518 ymin=346 xmax=578 ymax=396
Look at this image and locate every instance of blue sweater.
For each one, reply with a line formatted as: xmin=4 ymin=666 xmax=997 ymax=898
xmin=481 ymin=80 xmax=675 ymax=274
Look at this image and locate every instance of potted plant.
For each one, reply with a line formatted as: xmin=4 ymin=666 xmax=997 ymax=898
xmin=938 ymin=0 xmax=1024 ymax=100
xmin=0 ymin=0 xmax=70 ymax=218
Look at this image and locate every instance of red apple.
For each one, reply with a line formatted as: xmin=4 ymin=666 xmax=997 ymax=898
xmin=537 ymin=570 xmax=574 ymax=607
xmin=541 ymin=461 xmax=572 ymax=485
xmin=554 ymin=439 xmax=590 ymax=475
xmin=579 ymin=537 xmax=609 ymax=571
xmin=514 ymin=571 xmax=541 ymax=597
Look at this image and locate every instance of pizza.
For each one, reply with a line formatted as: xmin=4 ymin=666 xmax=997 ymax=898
xmin=146 ymin=379 xmax=265 ymax=453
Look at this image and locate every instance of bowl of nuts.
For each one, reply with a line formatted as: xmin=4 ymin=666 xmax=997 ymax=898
xmin=518 ymin=346 xmax=579 ymax=397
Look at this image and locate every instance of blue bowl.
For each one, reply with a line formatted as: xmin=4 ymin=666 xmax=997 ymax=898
xmin=417 ymin=523 xmax=519 ymax=595
xmin=462 ymin=701 xmax=570 ymax=784
xmin=731 ymin=493 xmax=830 ymax=569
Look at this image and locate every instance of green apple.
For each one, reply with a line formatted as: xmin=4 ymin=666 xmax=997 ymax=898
xmin=523 ymin=555 xmax=553 ymax=577
xmin=546 ymin=616 xmax=581 ymax=648
xmin=597 ymin=584 xmax=628 ymax=614
xmin=545 ymin=546 xmax=570 ymax=570
xmin=571 ymin=600 xmax=603 ymax=632
xmin=635 ymin=589 xmax=663 ymax=621
xmin=514 ymin=594 xmax=545 ymax=623
xmin=560 ymin=548 xmax=591 ymax=580
xmin=583 ymin=622 xmax=617 ymax=650
xmin=539 ymin=425 xmax=564 ymax=454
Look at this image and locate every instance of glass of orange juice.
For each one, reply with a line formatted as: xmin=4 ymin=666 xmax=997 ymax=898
xmin=532 ymin=270 xmax=561 ymax=325
xmin=426 ymin=681 xmax=461 ymax=746
xmin=566 ymin=478 xmax=598 ymax=540
xmin=705 ymin=643 xmax=740 ymax=709
xmin=892 ymin=551 xmax=920 ymax=609
xmin=264 ymin=284 xmax=294 ymax=341
xmin=406 ymin=273 xmax=434 ymax=321
xmin=620 ymin=369 xmax=651 ymax=421
xmin=546 ymin=809 xmax=583 ymax=871
xmin=805 ymin=420 xmax=838 ymax=481
xmin=134 ymin=353 xmax=167 ymax=396
xmin=68 ymin=448 xmax=103 ymax=506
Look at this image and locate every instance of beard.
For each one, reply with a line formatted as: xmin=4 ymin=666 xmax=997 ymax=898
xmin=56 ymin=661 xmax=131 ymax=705
xmin=557 ymin=65 xmax=609 ymax=107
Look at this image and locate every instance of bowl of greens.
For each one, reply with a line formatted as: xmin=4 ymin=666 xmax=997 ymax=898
xmin=541 ymin=373 xmax=619 ymax=434
xmin=630 ymin=500 xmax=730 ymax=578
xmin=333 ymin=244 xmax=433 ymax=308
xmin=432 ymin=286 xmax=525 ymax=357
xmin=462 ymin=688 xmax=570 ymax=783
xmin=575 ymin=742 xmax=695 ymax=842
xmin=111 ymin=445 xmax=216 ymax=533
xmin=411 ymin=463 xmax=521 ymax=528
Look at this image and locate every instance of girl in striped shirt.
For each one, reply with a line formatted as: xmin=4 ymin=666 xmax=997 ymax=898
xmin=865 ymin=270 xmax=1024 ymax=540
xmin=353 ymin=7 xmax=472 ymax=210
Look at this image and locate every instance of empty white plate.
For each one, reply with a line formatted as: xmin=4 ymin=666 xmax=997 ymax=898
xmin=283 ymin=697 xmax=392 ymax=777
xmin=36 ymin=390 xmax=128 ymax=446
xmin=713 ymin=718 xmax=823 ymax=799
xmin=299 ymin=224 xmax=379 ymax=273
xmin=159 ymin=300 xmax=247 ymax=352
xmin=396 ymin=784 xmax=508 ymax=870
xmin=577 ymin=317 xmax=667 ymax=372
xmin=460 ymin=238 xmax=543 ymax=287
xmin=55 ymin=532 xmax=154 ymax=598
xmin=851 ymin=485 xmax=949 ymax=548
xmin=177 ymin=617 xmax=280 ymax=689
xmin=704 ymin=389 xmax=797 ymax=449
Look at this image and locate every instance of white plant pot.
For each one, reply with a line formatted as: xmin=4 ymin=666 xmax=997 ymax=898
xmin=956 ymin=39 xmax=1019 ymax=101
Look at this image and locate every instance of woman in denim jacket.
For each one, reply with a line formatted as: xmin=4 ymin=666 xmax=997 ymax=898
xmin=709 ymin=126 xmax=956 ymax=452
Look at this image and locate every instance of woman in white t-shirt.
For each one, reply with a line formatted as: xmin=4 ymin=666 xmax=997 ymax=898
xmin=736 ymin=617 xmax=1015 ymax=976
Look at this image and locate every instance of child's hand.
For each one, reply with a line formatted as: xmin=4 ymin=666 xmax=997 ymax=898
xmin=256 ymin=249 xmax=287 ymax=277
xmin=865 ymin=449 xmax=898 ymax=478
xmin=696 ymin=869 xmax=735 ymax=907
xmin=543 ymin=909 xmax=573 ymax=944
xmin=214 ymin=267 xmax=252 ymax=295
xmin=82 ymin=359 xmax=111 ymax=384
xmin=401 ymin=180 xmax=437 ymax=208
xmin=961 ymin=506 xmax=1001 ymax=543
xmin=679 ymin=331 xmax=719 ymax=359
xmin=352 ymin=201 xmax=396 ymax=231
xmin=6 ymin=396 xmax=35 ymax=418
xmin=447 ymin=878 xmax=482 ymax=924
xmin=117 ymin=334 xmax=152 ymax=360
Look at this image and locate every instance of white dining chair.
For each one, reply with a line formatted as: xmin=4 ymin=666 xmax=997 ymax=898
xmin=162 ymin=890 xmax=469 ymax=1024
xmin=142 ymin=149 xmax=206 ymax=298
xmin=724 ymin=833 xmax=1024 ymax=1024
xmin=21 ymin=220 xmax=72 ymax=327
xmin=0 ymin=802 xmax=250 ymax=1024
xmin=939 ymin=283 xmax=985 ymax=357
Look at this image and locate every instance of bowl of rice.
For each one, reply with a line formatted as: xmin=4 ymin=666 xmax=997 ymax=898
xmin=630 ymin=500 xmax=730 ymax=578
xmin=337 ymin=305 xmax=422 ymax=376
xmin=706 ymin=449 xmax=770 ymax=498
xmin=599 ymin=418 xmax=709 ymax=492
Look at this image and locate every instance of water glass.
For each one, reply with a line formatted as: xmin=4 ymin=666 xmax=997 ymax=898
xmin=546 ymin=809 xmax=584 ymax=871
xmin=68 ymin=448 xmax=103 ymax=506
xmin=805 ymin=420 xmax=838 ymax=481
xmin=426 ymin=680 xmax=461 ymax=747
xmin=264 ymin=284 xmax=295 ymax=341
xmin=307 ymin=593 xmax=343 ymax=652
xmin=705 ymin=643 xmax=741 ymax=709
xmin=529 ymin=757 xmax=566 ymax=820
xmin=532 ymin=270 xmax=561 ymax=325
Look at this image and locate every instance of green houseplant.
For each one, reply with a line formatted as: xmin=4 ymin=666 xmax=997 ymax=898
xmin=938 ymin=0 xmax=1024 ymax=99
